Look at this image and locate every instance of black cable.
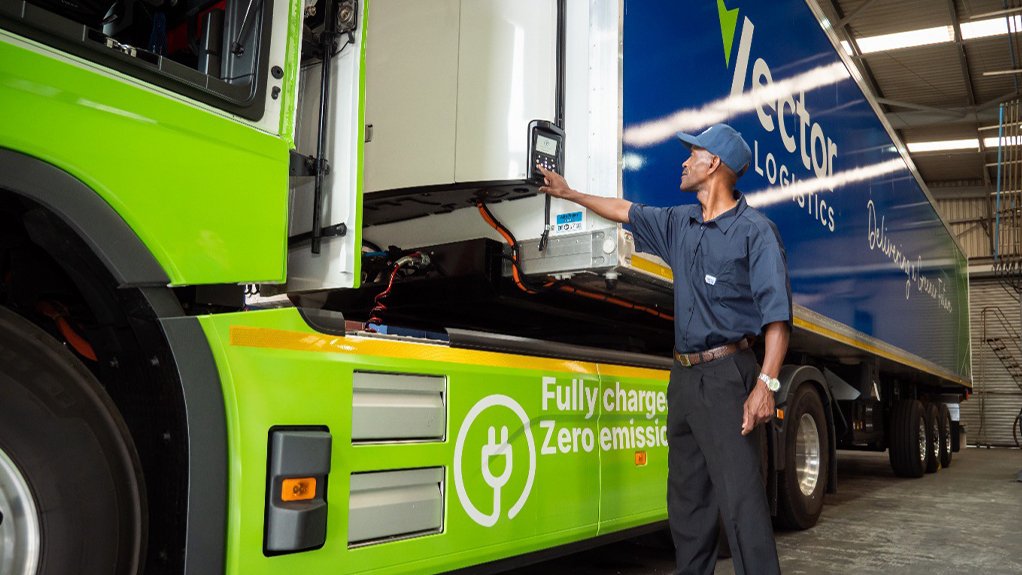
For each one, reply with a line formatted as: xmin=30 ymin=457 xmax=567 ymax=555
xmin=311 ymin=0 xmax=337 ymax=255
xmin=539 ymin=194 xmax=551 ymax=252
xmin=332 ymin=32 xmax=354 ymax=56
xmin=539 ymin=0 xmax=566 ymax=253
xmin=555 ymin=0 xmax=566 ymax=129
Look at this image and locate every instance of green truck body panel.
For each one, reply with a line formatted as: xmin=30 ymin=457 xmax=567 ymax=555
xmin=201 ymin=307 xmax=669 ymax=574
xmin=0 ymin=35 xmax=289 ymax=286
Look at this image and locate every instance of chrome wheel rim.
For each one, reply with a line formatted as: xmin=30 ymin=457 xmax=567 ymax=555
xmin=795 ymin=413 xmax=822 ymax=496
xmin=931 ymin=418 xmax=941 ymax=461
xmin=918 ymin=419 xmax=927 ymax=464
xmin=0 ymin=446 xmax=40 ymax=575
xmin=944 ymin=420 xmax=952 ymax=456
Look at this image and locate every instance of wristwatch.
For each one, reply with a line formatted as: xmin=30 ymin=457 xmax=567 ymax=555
xmin=758 ymin=373 xmax=781 ymax=392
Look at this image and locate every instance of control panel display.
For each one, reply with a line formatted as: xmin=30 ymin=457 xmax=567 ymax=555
xmin=536 ymin=134 xmax=558 ymax=156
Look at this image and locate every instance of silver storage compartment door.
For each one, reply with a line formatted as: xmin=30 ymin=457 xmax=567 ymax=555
xmin=351 ymin=372 xmax=446 ymax=441
xmin=348 ymin=467 xmax=444 ymax=545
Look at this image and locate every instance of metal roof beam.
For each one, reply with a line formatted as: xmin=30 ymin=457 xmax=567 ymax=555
xmin=875 ymin=93 xmax=1022 ymax=121
xmin=886 ymin=109 xmax=995 ymax=129
xmin=947 ymin=0 xmax=977 ymax=106
xmin=877 ymin=98 xmax=967 ymax=116
xmin=829 ymin=0 xmax=885 ymax=103
xmin=836 ymin=0 xmax=881 ymax=28
xmin=945 ymin=0 xmax=991 ymax=190
xmin=977 ymin=90 xmax=1022 ymax=112
xmin=927 ymin=183 xmax=993 ymax=198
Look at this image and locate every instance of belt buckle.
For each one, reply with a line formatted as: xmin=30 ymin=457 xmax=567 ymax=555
xmin=677 ymin=352 xmax=692 ymax=367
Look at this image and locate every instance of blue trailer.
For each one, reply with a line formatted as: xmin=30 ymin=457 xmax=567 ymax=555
xmin=615 ymin=0 xmax=972 ymax=527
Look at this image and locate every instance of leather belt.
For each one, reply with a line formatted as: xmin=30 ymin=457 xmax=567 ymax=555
xmin=674 ymin=337 xmax=754 ymax=367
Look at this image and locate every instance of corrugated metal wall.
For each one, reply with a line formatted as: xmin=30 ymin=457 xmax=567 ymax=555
xmin=962 ymin=278 xmax=1022 ymax=446
xmin=938 ymin=197 xmax=991 ymax=260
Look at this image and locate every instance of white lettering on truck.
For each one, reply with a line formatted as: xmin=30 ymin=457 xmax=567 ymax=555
xmin=538 ymin=377 xmax=668 ymax=456
xmin=731 ymin=16 xmax=838 ymax=233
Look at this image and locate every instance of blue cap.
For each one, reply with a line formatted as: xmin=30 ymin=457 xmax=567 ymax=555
xmin=677 ymin=124 xmax=752 ymax=177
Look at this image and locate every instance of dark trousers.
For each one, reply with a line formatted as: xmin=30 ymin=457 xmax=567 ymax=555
xmin=667 ymin=348 xmax=780 ymax=575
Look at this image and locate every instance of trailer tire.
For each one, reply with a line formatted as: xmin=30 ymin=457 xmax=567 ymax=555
xmin=937 ymin=404 xmax=953 ymax=469
xmin=0 ymin=306 xmax=144 ymax=575
xmin=950 ymin=421 xmax=961 ymax=452
xmin=776 ymin=385 xmax=828 ymax=530
xmin=889 ymin=400 xmax=926 ymax=478
xmin=923 ymin=403 xmax=940 ymax=473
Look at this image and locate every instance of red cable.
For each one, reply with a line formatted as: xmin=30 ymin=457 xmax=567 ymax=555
xmin=36 ymin=300 xmax=98 ymax=361
xmin=364 ymin=253 xmax=421 ymax=331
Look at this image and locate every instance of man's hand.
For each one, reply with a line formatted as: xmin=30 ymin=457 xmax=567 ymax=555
xmin=741 ymin=379 xmax=775 ymax=436
xmin=537 ymin=165 xmax=575 ymax=199
xmin=534 ymin=164 xmax=633 ymax=223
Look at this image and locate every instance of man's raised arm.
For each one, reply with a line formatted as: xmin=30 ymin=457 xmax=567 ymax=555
xmin=537 ymin=165 xmax=633 ymax=224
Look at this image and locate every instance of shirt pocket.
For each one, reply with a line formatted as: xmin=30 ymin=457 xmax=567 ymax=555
xmin=705 ymin=260 xmax=741 ymax=305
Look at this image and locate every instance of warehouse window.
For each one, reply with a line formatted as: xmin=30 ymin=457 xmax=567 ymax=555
xmin=3 ymin=0 xmax=272 ymax=120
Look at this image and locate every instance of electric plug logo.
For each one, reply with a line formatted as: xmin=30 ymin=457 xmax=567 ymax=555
xmin=454 ymin=395 xmax=536 ymax=527
xmin=480 ymin=426 xmax=513 ymax=520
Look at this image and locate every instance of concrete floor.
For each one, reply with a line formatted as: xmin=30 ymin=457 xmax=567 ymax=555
xmin=504 ymin=448 xmax=1022 ymax=575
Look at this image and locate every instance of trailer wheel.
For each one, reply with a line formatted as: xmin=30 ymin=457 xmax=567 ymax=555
xmin=950 ymin=421 xmax=961 ymax=452
xmin=776 ymin=385 xmax=829 ymax=530
xmin=889 ymin=400 xmax=926 ymax=478
xmin=0 ymin=307 xmax=144 ymax=575
xmin=937 ymin=404 xmax=953 ymax=469
xmin=923 ymin=403 xmax=940 ymax=473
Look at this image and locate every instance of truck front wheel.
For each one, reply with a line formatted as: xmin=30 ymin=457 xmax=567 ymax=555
xmin=889 ymin=400 xmax=927 ymax=478
xmin=776 ymin=385 xmax=829 ymax=530
xmin=0 ymin=307 xmax=145 ymax=574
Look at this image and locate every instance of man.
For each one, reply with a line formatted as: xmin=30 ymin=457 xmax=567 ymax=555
xmin=537 ymin=123 xmax=790 ymax=575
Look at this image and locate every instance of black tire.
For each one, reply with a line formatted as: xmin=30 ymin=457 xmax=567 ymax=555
xmin=951 ymin=421 xmax=963 ymax=452
xmin=776 ymin=385 xmax=829 ymax=530
xmin=0 ymin=306 xmax=144 ymax=574
xmin=937 ymin=404 xmax=953 ymax=469
xmin=889 ymin=400 xmax=926 ymax=478
xmin=923 ymin=403 xmax=940 ymax=473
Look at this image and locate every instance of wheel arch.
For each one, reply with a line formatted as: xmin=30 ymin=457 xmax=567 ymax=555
xmin=0 ymin=147 xmax=169 ymax=287
xmin=0 ymin=148 xmax=227 ymax=574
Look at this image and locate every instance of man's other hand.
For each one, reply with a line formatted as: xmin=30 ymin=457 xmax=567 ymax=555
xmin=741 ymin=380 xmax=775 ymax=436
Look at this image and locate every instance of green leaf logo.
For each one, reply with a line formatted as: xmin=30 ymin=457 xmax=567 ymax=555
xmin=717 ymin=0 xmax=739 ymax=68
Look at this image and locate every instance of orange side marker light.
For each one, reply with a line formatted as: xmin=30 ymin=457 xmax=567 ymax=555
xmin=281 ymin=477 xmax=317 ymax=502
xmin=775 ymin=408 xmax=785 ymax=420
xmin=634 ymin=451 xmax=648 ymax=466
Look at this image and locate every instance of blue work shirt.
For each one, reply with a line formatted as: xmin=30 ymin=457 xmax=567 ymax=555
xmin=628 ymin=193 xmax=792 ymax=354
